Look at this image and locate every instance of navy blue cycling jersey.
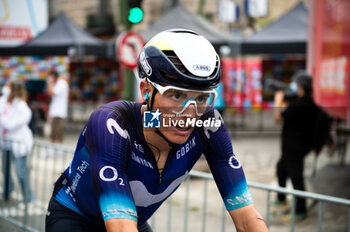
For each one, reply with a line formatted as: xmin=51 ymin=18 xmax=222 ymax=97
xmin=54 ymin=101 xmax=252 ymax=227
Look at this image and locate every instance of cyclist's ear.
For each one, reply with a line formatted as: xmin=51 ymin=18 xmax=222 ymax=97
xmin=140 ymin=80 xmax=152 ymax=101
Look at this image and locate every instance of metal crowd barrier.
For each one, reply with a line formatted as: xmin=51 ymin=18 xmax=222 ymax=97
xmin=0 ymin=138 xmax=74 ymax=232
xmin=0 ymin=137 xmax=349 ymax=232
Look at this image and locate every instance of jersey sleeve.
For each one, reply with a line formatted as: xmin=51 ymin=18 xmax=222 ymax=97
xmin=200 ymin=108 xmax=253 ymax=211
xmin=85 ymin=106 xmax=138 ymax=222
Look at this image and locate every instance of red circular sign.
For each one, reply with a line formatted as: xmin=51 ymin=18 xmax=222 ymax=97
xmin=116 ymin=32 xmax=145 ymax=69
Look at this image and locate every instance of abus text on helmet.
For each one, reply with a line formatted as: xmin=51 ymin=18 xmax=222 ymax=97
xmin=162 ymin=117 xmax=221 ymax=128
xmin=140 ymin=51 xmax=152 ymax=76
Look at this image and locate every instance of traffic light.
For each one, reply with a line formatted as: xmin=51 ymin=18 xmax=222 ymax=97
xmin=128 ymin=0 xmax=144 ymax=24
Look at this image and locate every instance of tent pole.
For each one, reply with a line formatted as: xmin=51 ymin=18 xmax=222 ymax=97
xmin=119 ymin=0 xmax=133 ymax=100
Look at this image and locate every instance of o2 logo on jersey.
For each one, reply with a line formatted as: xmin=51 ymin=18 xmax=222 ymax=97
xmin=99 ymin=166 xmax=125 ymax=186
xmin=229 ymin=156 xmax=241 ymax=169
xmin=143 ymin=109 xmax=161 ymax=128
xmin=99 ymin=166 xmax=118 ymax=181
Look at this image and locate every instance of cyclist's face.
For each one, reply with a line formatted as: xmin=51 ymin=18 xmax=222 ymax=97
xmin=152 ymin=88 xmax=203 ymax=144
xmin=147 ymin=80 xmax=215 ymax=116
xmin=140 ymin=80 xmax=216 ymax=145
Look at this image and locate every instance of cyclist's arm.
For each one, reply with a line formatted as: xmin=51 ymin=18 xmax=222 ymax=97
xmin=85 ymin=107 xmax=138 ymax=229
xmin=105 ymin=218 xmax=138 ymax=232
xmin=200 ymin=108 xmax=267 ymax=231
xmin=229 ymin=204 xmax=269 ymax=232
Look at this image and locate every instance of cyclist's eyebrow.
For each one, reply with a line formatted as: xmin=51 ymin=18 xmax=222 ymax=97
xmin=167 ymin=89 xmax=187 ymax=95
xmin=196 ymin=93 xmax=210 ymax=98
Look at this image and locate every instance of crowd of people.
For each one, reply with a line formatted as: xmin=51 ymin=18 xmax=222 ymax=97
xmin=0 ymin=68 xmax=69 ymax=204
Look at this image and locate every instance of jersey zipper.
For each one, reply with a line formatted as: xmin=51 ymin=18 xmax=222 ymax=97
xmin=143 ymin=141 xmax=177 ymax=185
xmin=159 ymin=172 xmax=162 ymax=184
xmin=157 ymin=146 xmax=176 ymax=185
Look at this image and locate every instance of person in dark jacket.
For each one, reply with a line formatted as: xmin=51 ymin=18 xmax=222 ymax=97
xmin=273 ymin=70 xmax=318 ymax=221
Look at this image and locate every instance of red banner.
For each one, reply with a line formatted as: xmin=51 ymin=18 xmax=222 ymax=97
xmin=309 ymin=0 xmax=350 ymax=121
xmin=245 ymin=59 xmax=262 ymax=107
xmin=221 ymin=58 xmax=262 ymax=110
xmin=0 ymin=25 xmax=32 ymax=41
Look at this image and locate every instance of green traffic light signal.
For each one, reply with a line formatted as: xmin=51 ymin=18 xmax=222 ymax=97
xmin=128 ymin=7 xmax=144 ymax=23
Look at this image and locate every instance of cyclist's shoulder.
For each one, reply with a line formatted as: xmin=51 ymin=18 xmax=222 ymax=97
xmin=88 ymin=100 xmax=140 ymax=132
xmin=91 ymin=100 xmax=138 ymax=121
xmin=196 ymin=106 xmax=226 ymax=140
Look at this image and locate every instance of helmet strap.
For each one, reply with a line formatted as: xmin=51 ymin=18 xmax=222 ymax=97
xmin=146 ymin=87 xmax=176 ymax=147
xmin=143 ymin=82 xmax=158 ymax=111
xmin=150 ymin=88 xmax=157 ymax=111
xmin=155 ymin=129 xmax=177 ymax=147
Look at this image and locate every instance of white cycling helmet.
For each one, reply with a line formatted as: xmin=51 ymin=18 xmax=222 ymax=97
xmin=137 ymin=29 xmax=221 ymax=90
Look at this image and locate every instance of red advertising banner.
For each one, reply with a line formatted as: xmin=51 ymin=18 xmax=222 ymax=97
xmin=234 ymin=59 xmax=245 ymax=109
xmin=245 ymin=59 xmax=262 ymax=107
xmin=221 ymin=58 xmax=235 ymax=106
xmin=221 ymin=58 xmax=262 ymax=110
xmin=309 ymin=0 xmax=350 ymax=121
xmin=0 ymin=25 xmax=31 ymax=41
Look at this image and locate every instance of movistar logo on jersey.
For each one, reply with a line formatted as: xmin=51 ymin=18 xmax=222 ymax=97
xmin=143 ymin=109 xmax=161 ymax=128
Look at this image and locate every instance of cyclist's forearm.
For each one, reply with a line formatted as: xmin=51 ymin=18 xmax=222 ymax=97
xmin=105 ymin=218 xmax=138 ymax=232
xmin=229 ymin=204 xmax=269 ymax=232
xmin=236 ymin=217 xmax=269 ymax=232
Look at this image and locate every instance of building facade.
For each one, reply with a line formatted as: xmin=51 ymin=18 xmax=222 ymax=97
xmin=50 ymin=0 xmax=306 ymax=39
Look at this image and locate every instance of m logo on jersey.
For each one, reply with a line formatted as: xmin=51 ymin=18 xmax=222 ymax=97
xmin=143 ymin=109 xmax=161 ymax=128
xmin=107 ymin=118 xmax=129 ymax=139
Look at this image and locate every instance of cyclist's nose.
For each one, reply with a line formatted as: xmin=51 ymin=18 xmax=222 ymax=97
xmin=182 ymin=103 xmax=196 ymax=118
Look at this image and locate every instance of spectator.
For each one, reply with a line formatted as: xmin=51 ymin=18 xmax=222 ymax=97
xmin=0 ymin=81 xmax=12 ymax=201
xmin=0 ymin=80 xmax=34 ymax=202
xmin=47 ymin=70 xmax=69 ymax=143
xmin=273 ymin=70 xmax=318 ymax=221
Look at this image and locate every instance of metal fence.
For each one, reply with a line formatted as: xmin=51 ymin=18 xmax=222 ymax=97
xmin=0 ymin=138 xmax=74 ymax=232
xmin=0 ymin=137 xmax=349 ymax=232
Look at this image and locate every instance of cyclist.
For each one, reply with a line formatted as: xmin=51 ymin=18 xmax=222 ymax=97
xmin=46 ymin=29 xmax=269 ymax=232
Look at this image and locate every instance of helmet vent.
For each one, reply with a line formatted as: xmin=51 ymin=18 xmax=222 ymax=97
xmin=162 ymin=50 xmax=219 ymax=79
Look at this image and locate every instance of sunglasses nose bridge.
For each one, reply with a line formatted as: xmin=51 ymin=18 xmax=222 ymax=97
xmin=173 ymin=99 xmax=201 ymax=116
xmin=182 ymin=98 xmax=196 ymax=107
xmin=183 ymin=103 xmax=197 ymax=117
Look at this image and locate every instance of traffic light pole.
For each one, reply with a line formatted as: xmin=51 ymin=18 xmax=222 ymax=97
xmin=119 ymin=0 xmax=132 ymax=31
xmin=119 ymin=0 xmax=133 ymax=100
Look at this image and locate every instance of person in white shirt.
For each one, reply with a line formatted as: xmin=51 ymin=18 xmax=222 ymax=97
xmin=47 ymin=70 xmax=69 ymax=143
xmin=0 ymin=80 xmax=34 ymax=202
